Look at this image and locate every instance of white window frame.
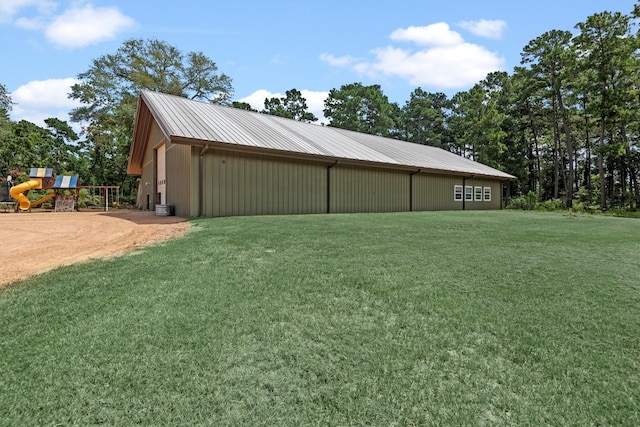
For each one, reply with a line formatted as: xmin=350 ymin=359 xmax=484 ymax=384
xmin=474 ymin=186 xmax=483 ymax=201
xmin=454 ymin=185 xmax=463 ymax=201
xmin=483 ymin=186 xmax=491 ymax=201
xmin=465 ymin=186 xmax=473 ymax=201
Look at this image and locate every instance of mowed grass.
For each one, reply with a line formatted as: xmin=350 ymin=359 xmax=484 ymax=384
xmin=1 ymin=211 xmax=639 ymax=426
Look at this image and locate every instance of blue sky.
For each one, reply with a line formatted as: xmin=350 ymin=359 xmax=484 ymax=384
xmin=0 ymin=0 xmax=636 ymax=128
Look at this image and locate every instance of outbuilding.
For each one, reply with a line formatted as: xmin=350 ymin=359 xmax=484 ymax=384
xmin=127 ymin=90 xmax=515 ymax=217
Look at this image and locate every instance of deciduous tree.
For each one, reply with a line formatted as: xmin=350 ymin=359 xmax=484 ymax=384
xmin=69 ymin=38 xmax=233 ymax=191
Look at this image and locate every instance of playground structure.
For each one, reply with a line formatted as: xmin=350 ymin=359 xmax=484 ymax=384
xmin=5 ymin=168 xmax=79 ymax=212
xmin=1 ymin=168 xmax=120 ymax=213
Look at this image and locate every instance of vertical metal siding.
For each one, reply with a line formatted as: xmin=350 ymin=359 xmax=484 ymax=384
xmin=156 ymin=143 xmax=166 ymax=204
xmin=465 ymin=178 xmax=501 ymax=210
xmin=330 ymin=166 xmax=409 ymax=213
xmin=201 ymin=150 xmax=327 ymax=217
xmin=190 ymin=147 xmax=200 ymax=217
xmin=139 ymin=122 xmax=166 ymax=211
xmin=166 ymin=143 xmax=192 ymax=217
xmin=412 ymin=174 xmax=463 ymax=211
xmin=142 ymin=129 xmax=504 ymax=217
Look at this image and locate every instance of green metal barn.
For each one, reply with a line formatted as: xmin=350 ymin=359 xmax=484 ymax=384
xmin=127 ymin=91 xmax=515 ymax=217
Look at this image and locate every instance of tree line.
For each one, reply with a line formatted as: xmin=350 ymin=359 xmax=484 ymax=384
xmin=1 ymin=5 xmax=638 ymax=211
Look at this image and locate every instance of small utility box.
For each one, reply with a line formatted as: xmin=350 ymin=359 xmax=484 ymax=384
xmin=156 ymin=204 xmax=174 ymax=216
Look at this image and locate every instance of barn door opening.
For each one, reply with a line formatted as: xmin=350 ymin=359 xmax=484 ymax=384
xmin=156 ymin=142 xmax=166 ymax=206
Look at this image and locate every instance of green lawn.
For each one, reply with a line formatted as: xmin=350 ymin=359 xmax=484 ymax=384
xmin=1 ymin=211 xmax=639 ymax=426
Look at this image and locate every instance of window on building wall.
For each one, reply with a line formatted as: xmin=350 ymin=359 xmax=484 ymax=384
xmin=454 ymin=185 xmax=463 ymax=201
xmin=484 ymin=187 xmax=491 ymax=201
xmin=465 ymin=186 xmax=473 ymax=201
xmin=474 ymin=186 xmax=482 ymax=201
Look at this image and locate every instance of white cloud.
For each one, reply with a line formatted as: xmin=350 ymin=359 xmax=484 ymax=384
xmin=2 ymin=1 xmax=135 ymax=48
xmin=237 ymin=89 xmax=329 ymax=124
xmin=457 ymin=19 xmax=507 ymax=39
xmin=237 ymin=89 xmax=280 ymax=111
xmin=15 ymin=15 xmax=44 ymax=29
xmin=390 ymin=22 xmax=463 ymax=46
xmin=357 ymin=44 xmax=504 ymax=88
xmin=300 ymin=90 xmax=329 ymax=124
xmin=319 ymin=53 xmax=358 ymax=67
xmin=0 ymin=0 xmax=56 ymax=24
xmin=323 ymin=22 xmax=505 ymax=90
xmin=10 ymin=78 xmax=82 ymax=128
xmin=45 ymin=4 xmax=135 ymax=48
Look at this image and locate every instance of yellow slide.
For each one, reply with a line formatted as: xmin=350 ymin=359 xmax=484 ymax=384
xmin=9 ymin=179 xmax=42 ymax=211
xmin=31 ymin=192 xmax=57 ymax=208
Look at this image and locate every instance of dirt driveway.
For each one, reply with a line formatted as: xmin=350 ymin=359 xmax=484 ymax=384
xmin=0 ymin=210 xmax=190 ymax=288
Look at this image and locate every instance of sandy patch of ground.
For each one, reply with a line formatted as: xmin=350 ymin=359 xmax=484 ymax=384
xmin=0 ymin=210 xmax=190 ymax=288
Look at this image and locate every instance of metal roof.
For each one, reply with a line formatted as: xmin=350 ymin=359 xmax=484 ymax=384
xmin=52 ymin=175 xmax=79 ymax=189
xmin=129 ymin=90 xmax=515 ymax=180
xmin=29 ymin=168 xmax=54 ymax=178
